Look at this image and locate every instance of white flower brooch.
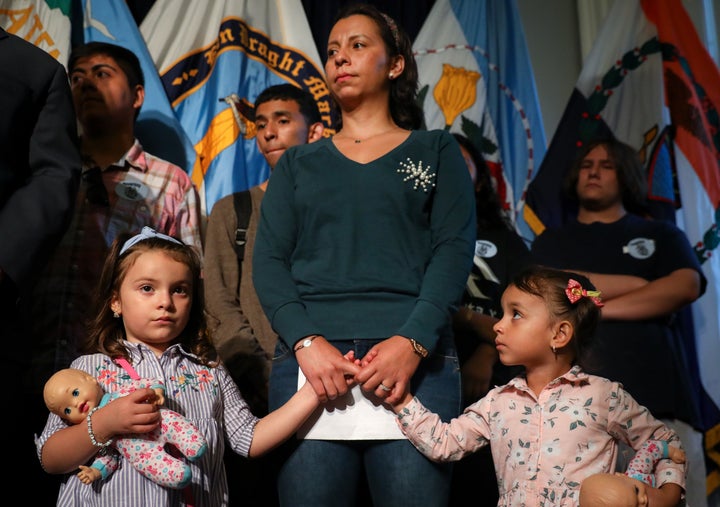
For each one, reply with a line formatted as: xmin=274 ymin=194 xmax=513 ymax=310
xmin=397 ymin=157 xmax=436 ymax=192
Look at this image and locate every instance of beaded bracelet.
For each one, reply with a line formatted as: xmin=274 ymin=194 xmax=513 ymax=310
xmin=86 ymin=406 xmax=113 ymax=448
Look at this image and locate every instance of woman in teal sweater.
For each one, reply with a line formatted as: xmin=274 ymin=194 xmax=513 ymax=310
xmin=252 ymin=4 xmax=476 ymax=506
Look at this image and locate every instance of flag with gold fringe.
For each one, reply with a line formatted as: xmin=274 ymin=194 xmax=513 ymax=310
xmin=413 ymin=0 xmax=547 ymax=244
xmin=140 ymin=0 xmax=330 ymax=214
xmin=0 ymin=0 xmax=71 ymax=65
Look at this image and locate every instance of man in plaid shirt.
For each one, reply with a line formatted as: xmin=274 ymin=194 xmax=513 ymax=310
xmin=23 ymin=43 xmax=203 ymax=493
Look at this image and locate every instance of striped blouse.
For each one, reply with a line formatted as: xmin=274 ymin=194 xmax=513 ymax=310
xmin=35 ymin=341 xmax=259 ymax=506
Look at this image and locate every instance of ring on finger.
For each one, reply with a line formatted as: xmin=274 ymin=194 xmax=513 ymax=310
xmin=379 ymin=383 xmax=392 ymax=392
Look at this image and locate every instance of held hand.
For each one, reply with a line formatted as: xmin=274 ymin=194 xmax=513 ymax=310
xmin=342 ymin=350 xmax=360 ymax=387
xmin=295 ymin=336 xmax=362 ymax=403
xmin=358 ymin=349 xmax=378 ymax=367
xmin=391 ymin=391 xmax=415 ymax=412
xmin=343 ymin=346 xmax=413 ymax=410
xmin=300 ymin=350 xmax=362 ymax=399
xmin=95 ymin=388 xmax=162 ymax=439
xmin=152 ymin=387 xmax=166 ymax=408
xmin=355 ymin=335 xmax=421 ymax=406
xmin=668 ymin=445 xmax=686 ymax=464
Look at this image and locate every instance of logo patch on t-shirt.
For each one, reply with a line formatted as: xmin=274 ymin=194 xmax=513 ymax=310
xmin=622 ymin=237 xmax=655 ymax=259
xmin=116 ymin=179 xmax=149 ymax=201
xmin=475 ymin=239 xmax=498 ymax=259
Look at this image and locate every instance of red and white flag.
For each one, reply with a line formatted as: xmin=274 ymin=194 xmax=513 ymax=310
xmin=525 ymin=0 xmax=720 ymax=498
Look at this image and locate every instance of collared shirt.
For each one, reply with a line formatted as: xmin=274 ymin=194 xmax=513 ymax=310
xmin=36 ymin=342 xmax=259 ymax=506
xmin=396 ymin=366 xmax=686 ymax=507
xmin=25 ymin=140 xmax=203 ymax=394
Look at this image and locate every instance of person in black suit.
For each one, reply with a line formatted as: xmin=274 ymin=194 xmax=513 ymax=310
xmin=0 ymin=26 xmax=82 ymax=505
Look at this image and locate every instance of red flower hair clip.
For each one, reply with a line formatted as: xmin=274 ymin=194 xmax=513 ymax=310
xmin=565 ymin=279 xmax=604 ymax=307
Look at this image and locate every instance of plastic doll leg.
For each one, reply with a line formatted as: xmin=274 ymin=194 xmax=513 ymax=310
xmin=114 ymin=432 xmax=193 ymax=489
xmin=159 ymin=409 xmax=208 ymax=460
xmin=627 ymin=472 xmax=655 ymax=487
xmin=93 ymin=451 xmax=120 ymax=480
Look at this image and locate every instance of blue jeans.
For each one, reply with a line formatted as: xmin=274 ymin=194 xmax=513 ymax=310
xmin=269 ymin=336 xmax=461 ymax=507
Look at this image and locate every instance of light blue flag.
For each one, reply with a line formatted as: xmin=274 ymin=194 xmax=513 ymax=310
xmin=140 ymin=0 xmax=329 ymax=214
xmin=79 ymin=0 xmax=196 ymax=173
xmin=414 ymin=0 xmax=547 ymax=244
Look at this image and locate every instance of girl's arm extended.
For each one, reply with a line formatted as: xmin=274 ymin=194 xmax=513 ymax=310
xmin=248 ymin=351 xmax=358 ymax=457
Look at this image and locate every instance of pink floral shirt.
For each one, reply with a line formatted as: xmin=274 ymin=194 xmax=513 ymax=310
xmin=396 ymin=366 xmax=686 ymax=507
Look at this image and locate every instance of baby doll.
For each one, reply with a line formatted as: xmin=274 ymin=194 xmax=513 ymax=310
xmin=44 ymin=368 xmax=207 ymax=489
xmin=579 ymin=439 xmax=687 ymax=507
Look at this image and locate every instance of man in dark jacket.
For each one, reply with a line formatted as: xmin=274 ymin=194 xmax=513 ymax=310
xmin=0 ymin=26 xmax=82 ymax=505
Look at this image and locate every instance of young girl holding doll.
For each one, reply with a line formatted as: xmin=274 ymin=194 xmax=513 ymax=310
xmin=387 ymin=265 xmax=686 ymax=507
xmin=36 ymin=227 xmax=353 ymax=506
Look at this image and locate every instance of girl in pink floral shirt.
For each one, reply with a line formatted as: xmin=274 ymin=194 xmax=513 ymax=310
xmin=388 ymin=265 xmax=686 ymax=507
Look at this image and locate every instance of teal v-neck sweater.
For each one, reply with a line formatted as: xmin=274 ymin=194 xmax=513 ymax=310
xmin=253 ymin=129 xmax=476 ymax=352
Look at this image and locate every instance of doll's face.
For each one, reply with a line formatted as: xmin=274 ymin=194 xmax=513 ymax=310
xmin=580 ymin=472 xmax=648 ymax=507
xmin=44 ymin=369 xmax=104 ymax=425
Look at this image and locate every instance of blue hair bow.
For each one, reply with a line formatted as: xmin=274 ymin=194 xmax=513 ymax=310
xmin=120 ymin=226 xmax=183 ymax=255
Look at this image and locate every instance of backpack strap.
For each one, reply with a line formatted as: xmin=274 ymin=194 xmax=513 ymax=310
xmin=233 ymin=190 xmax=253 ymax=262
